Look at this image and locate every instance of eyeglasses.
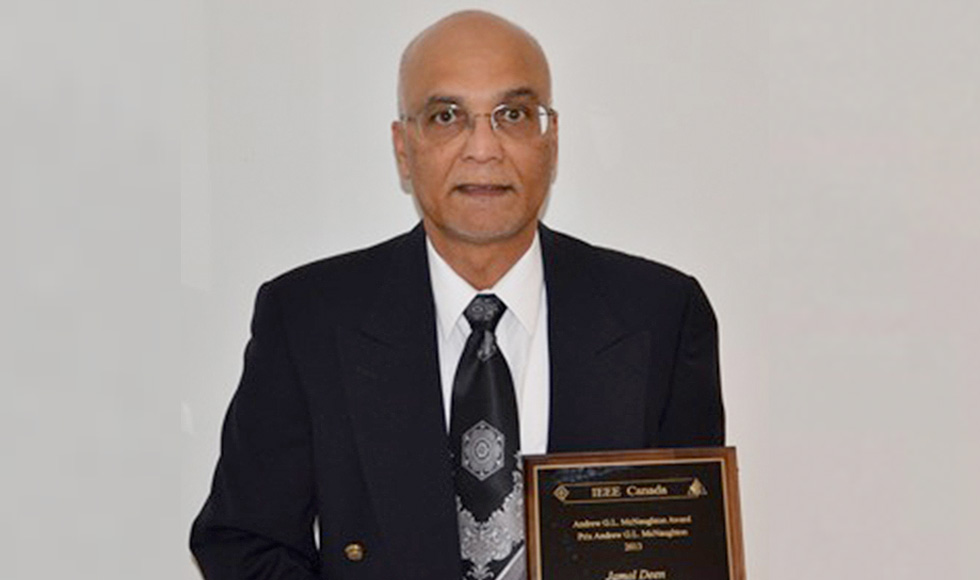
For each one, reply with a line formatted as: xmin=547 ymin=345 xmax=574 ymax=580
xmin=402 ymin=101 xmax=557 ymax=145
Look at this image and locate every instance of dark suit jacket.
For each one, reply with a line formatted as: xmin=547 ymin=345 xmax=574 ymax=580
xmin=191 ymin=223 xmax=723 ymax=579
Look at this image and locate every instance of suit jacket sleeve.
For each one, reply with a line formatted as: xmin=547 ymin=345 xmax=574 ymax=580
xmin=191 ymin=283 xmax=319 ymax=579
xmin=654 ymin=276 xmax=725 ymax=447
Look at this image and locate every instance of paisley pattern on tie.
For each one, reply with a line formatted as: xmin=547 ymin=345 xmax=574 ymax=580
xmin=477 ymin=329 xmax=498 ymax=361
xmin=457 ymin=466 xmax=525 ymax=580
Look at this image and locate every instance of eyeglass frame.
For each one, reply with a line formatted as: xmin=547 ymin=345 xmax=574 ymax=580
xmin=399 ymin=101 xmax=558 ymax=144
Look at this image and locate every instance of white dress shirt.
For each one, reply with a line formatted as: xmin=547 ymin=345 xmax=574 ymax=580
xmin=426 ymin=233 xmax=550 ymax=455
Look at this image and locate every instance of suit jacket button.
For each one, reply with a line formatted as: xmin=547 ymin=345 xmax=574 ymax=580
xmin=344 ymin=542 xmax=365 ymax=562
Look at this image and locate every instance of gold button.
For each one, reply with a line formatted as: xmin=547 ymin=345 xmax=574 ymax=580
xmin=344 ymin=542 xmax=365 ymax=562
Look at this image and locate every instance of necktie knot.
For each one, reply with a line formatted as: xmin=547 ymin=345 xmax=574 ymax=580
xmin=464 ymin=294 xmax=506 ymax=332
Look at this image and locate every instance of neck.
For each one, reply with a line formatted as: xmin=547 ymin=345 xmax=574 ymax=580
xmin=425 ymin=224 xmax=536 ymax=290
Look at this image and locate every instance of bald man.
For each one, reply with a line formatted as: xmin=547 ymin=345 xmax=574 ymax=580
xmin=191 ymin=11 xmax=723 ymax=580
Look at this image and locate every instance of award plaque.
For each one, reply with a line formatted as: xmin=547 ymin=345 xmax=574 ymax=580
xmin=523 ymin=447 xmax=744 ymax=580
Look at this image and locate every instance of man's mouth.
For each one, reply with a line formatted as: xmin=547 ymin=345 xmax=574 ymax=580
xmin=453 ymin=183 xmax=514 ymax=195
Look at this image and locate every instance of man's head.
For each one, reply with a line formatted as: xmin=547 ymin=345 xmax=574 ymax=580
xmin=392 ymin=11 xmax=557 ymax=255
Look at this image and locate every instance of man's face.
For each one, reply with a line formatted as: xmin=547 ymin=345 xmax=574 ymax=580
xmin=393 ymin=24 xmax=557 ymax=248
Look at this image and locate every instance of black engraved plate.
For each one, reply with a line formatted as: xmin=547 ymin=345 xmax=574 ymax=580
xmin=524 ymin=447 xmax=744 ymax=580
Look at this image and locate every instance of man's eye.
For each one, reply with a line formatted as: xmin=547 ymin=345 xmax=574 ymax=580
xmin=498 ymin=106 xmax=528 ymax=124
xmin=430 ymin=109 xmax=459 ymax=126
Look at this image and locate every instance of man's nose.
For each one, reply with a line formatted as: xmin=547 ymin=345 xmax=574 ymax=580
xmin=460 ymin=113 xmax=505 ymax=162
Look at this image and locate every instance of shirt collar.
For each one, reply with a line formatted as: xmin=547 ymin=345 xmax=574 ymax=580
xmin=427 ymin=232 xmax=544 ymax=337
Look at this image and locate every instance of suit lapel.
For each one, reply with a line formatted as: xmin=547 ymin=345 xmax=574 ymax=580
xmin=541 ymin=226 xmax=652 ymax=453
xmin=337 ymin=225 xmax=460 ymax=576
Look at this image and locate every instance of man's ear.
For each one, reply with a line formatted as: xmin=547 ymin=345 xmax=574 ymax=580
xmin=391 ymin=120 xmax=413 ymax=194
xmin=549 ymin=114 xmax=559 ymax=184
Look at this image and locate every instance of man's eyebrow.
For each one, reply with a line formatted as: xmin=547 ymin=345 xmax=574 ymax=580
xmin=500 ymin=87 xmax=539 ymax=101
xmin=423 ymin=95 xmax=462 ymax=108
xmin=421 ymin=88 xmax=541 ymax=109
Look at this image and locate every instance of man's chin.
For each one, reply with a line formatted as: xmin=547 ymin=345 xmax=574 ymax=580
xmin=438 ymin=221 xmax=536 ymax=247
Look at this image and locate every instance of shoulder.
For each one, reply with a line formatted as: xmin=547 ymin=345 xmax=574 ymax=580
xmin=542 ymin=226 xmax=712 ymax=327
xmin=544 ymin=226 xmax=700 ymax=293
xmin=272 ymin=228 xmax=415 ymax=289
xmin=255 ymin=226 xmax=422 ymax=322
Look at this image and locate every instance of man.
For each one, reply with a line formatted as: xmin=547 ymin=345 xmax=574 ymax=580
xmin=191 ymin=10 xmax=723 ymax=580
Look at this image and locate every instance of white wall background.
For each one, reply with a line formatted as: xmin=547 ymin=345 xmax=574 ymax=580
xmin=4 ymin=1 xmax=978 ymax=579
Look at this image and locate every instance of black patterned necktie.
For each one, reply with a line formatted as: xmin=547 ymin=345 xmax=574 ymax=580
xmin=450 ymin=294 xmax=524 ymax=580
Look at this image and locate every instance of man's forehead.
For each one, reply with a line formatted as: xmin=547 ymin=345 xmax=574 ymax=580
xmin=398 ymin=11 xmax=551 ymax=112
